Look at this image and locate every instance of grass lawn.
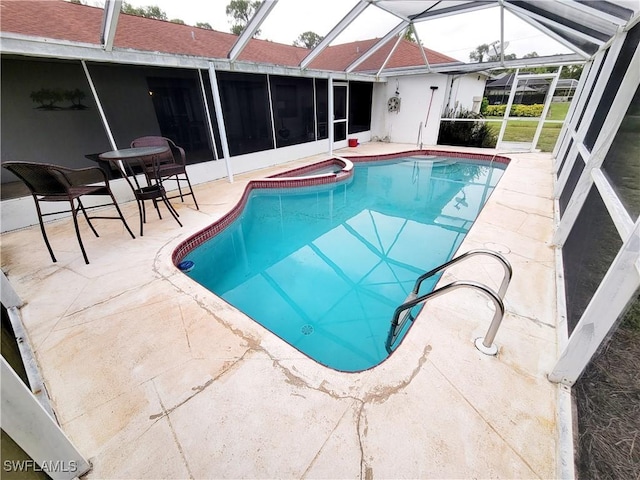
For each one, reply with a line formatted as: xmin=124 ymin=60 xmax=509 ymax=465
xmin=485 ymin=101 xmax=569 ymax=152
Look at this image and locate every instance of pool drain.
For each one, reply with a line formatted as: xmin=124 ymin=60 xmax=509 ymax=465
xmin=301 ymin=324 xmax=314 ymax=335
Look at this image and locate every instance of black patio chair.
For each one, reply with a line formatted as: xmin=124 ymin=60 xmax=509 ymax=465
xmin=2 ymin=161 xmax=135 ymax=264
xmin=130 ymin=136 xmax=199 ymax=209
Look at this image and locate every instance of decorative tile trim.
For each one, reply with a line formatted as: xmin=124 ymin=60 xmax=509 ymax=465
xmin=172 ymin=149 xmax=512 ymax=266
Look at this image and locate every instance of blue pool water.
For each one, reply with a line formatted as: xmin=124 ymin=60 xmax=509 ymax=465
xmin=183 ymin=157 xmax=505 ymax=371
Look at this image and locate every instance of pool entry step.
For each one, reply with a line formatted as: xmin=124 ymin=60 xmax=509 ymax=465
xmin=385 ymin=249 xmax=513 ymax=355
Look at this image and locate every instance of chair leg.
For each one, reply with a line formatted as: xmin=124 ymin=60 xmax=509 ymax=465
xmin=108 ymin=191 xmax=135 ymax=239
xmin=33 ymin=197 xmax=57 ymax=263
xmin=152 ymin=198 xmax=163 ymax=219
xmin=77 ymin=198 xmax=99 ymax=237
xmin=160 ymin=192 xmax=182 ymax=228
xmin=175 ymin=175 xmax=185 ymax=202
xmin=70 ymin=200 xmax=90 ymax=264
xmin=183 ymin=174 xmax=199 ymax=210
xmin=138 ymin=198 xmax=146 ymax=237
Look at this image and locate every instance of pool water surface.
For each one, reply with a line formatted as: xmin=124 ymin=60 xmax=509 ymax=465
xmin=182 ymin=157 xmax=506 ymax=371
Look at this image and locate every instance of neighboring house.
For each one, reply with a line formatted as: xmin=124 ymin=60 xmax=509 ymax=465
xmin=485 ymin=72 xmax=579 ymax=104
xmin=0 ymin=0 xmax=486 ymax=214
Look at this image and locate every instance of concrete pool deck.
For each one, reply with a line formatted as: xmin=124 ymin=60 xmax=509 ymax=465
xmin=1 ymin=143 xmax=564 ymax=479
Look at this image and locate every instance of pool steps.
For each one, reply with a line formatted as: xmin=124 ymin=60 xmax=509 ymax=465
xmin=386 ymin=249 xmax=513 ymax=355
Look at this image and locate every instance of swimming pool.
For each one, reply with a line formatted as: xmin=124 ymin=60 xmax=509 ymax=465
xmin=175 ymin=152 xmax=508 ymax=372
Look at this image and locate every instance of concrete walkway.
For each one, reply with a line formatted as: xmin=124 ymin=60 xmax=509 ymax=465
xmin=1 ymin=143 xmax=562 ymax=479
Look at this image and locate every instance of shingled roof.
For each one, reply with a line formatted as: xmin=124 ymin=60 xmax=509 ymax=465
xmin=0 ymin=0 xmax=458 ymax=71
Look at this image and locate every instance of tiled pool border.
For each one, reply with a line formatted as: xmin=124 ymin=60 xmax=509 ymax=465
xmin=171 ymin=149 xmax=511 ymax=266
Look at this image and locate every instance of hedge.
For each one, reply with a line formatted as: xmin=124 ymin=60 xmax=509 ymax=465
xmin=483 ymin=103 xmax=544 ymax=117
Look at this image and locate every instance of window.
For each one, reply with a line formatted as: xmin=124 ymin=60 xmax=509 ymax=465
xmin=557 ymin=138 xmax=573 ymax=177
xmin=562 ymin=187 xmax=623 ymax=333
xmin=584 ymin=23 xmax=640 ymax=151
xmin=217 ymin=71 xmax=273 ymax=156
xmin=576 ymin=51 xmax=608 ymax=130
xmin=348 ymin=81 xmax=373 ymax=133
xmin=601 ymin=86 xmax=640 ymax=221
xmin=315 ymin=79 xmax=328 ymax=140
xmin=333 ymin=84 xmax=347 ymax=141
xmin=270 ymin=76 xmax=314 ymax=148
xmin=559 ymin=154 xmax=585 ymax=216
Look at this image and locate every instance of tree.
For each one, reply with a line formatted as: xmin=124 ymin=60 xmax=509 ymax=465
xmin=469 ymin=43 xmax=490 ymax=63
xmin=170 ymin=18 xmax=185 ymax=24
xmin=469 ymin=43 xmax=516 ymax=63
xmin=562 ymin=63 xmax=584 ymax=80
xmin=402 ymin=26 xmax=418 ymax=44
xmin=196 ymin=22 xmax=213 ymax=30
xmin=293 ymin=31 xmax=323 ymax=49
xmin=121 ymin=2 xmax=167 ymax=21
xmin=226 ymin=0 xmax=261 ymax=36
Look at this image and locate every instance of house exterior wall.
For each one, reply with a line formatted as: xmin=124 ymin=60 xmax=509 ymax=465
xmin=370 ymin=73 xmax=486 ymax=146
xmin=443 ymin=74 xmax=488 ymax=113
xmin=0 ymin=58 xmax=112 ymax=178
xmin=370 ymin=74 xmax=447 ymax=146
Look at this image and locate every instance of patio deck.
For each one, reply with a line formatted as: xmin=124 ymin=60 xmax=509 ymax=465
xmin=1 ymin=142 xmax=563 ymax=479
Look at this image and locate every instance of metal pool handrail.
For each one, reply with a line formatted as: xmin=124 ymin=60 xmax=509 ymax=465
xmin=411 ymin=249 xmax=512 ymax=299
xmin=385 ymin=281 xmax=504 ymax=354
xmin=385 ymin=249 xmax=513 ymax=355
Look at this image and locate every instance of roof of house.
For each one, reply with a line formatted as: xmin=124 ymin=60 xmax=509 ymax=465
xmin=0 ymin=0 xmax=459 ymax=72
xmin=486 ymin=73 xmax=580 ymax=88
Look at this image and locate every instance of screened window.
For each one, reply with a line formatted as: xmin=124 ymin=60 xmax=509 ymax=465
xmin=557 ymin=138 xmax=573 ymax=177
xmin=199 ymin=70 xmax=223 ymax=159
xmin=584 ymin=23 xmax=640 ymax=151
xmin=270 ymin=76 xmax=314 ymax=148
xmin=348 ymin=81 xmax=373 ymax=133
xmin=563 ymin=187 xmax=623 ymax=333
xmin=334 ymin=85 xmax=347 ymax=141
xmin=315 ymin=79 xmax=328 ymax=140
xmin=147 ymin=75 xmax=211 ymax=155
xmin=217 ymin=71 xmax=273 ymax=156
xmin=559 ymin=154 xmax=585 ymax=216
xmin=576 ymin=51 xmax=607 ymax=130
xmin=601 ymin=86 xmax=640 ymax=221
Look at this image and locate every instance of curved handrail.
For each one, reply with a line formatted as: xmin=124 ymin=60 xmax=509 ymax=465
xmin=411 ymin=249 xmax=512 ymax=299
xmin=416 ymin=121 xmax=423 ymax=149
xmin=385 ymin=280 xmax=505 ymax=354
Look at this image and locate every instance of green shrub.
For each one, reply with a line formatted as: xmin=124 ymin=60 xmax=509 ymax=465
xmin=480 ymin=97 xmax=489 ymax=115
xmin=485 ymin=104 xmax=506 ymax=116
xmin=437 ymin=107 xmax=497 ymax=148
xmin=510 ymin=104 xmax=544 ymax=117
xmin=485 ymin=103 xmax=544 ymax=118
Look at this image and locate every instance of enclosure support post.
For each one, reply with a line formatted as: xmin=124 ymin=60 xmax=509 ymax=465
xmin=208 ymin=62 xmax=234 ymax=182
xmin=328 ymin=75 xmax=334 ymax=156
xmin=82 ymin=60 xmax=117 ymax=150
xmin=1 ymin=357 xmax=92 ymax=479
xmin=197 ymin=69 xmax=219 ymax=161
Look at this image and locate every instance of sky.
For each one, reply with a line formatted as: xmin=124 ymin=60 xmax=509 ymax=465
xmin=91 ymin=0 xmax=572 ymax=62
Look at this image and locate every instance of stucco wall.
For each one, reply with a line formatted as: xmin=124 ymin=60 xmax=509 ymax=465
xmin=443 ymin=74 xmax=488 ymax=113
xmin=370 ymin=74 xmax=448 ymax=146
xmin=370 ymin=73 xmax=488 ymax=147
